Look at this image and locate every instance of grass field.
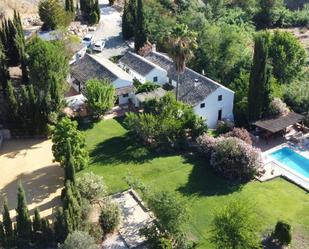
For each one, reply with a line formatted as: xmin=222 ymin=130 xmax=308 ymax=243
xmin=81 ymin=118 xmax=309 ymax=248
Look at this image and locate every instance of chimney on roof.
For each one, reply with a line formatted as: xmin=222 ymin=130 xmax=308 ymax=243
xmin=194 ymin=78 xmax=199 ymax=87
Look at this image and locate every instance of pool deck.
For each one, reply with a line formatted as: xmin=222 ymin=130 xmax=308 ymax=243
xmin=256 ymin=140 xmax=309 ymax=191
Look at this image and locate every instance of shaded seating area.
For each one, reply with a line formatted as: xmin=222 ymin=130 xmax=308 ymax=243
xmin=252 ymin=112 xmax=307 ymax=147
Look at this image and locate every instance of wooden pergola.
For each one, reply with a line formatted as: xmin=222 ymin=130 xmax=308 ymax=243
xmin=252 ymin=112 xmax=304 ymax=134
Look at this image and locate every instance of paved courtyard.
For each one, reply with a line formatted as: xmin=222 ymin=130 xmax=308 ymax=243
xmin=0 ymin=139 xmax=63 ymax=220
xmin=103 ymin=190 xmax=153 ymax=249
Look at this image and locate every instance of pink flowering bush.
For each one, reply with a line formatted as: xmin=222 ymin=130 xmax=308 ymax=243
xmin=221 ymin=128 xmax=253 ymax=145
xmin=210 ymin=137 xmax=262 ymax=182
xmin=197 ymin=134 xmax=219 ymax=159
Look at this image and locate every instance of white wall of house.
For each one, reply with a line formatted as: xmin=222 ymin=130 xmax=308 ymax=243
xmin=144 ymin=68 xmax=167 ymax=85
xmin=193 ymin=87 xmax=234 ymax=129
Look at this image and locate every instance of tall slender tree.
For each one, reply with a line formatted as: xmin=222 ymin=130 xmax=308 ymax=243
xmin=64 ymin=141 xmax=76 ymax=184
xmin=2 ymin=199 xmax=14 ymax=248
xmin=15 ymin=183 xmax=32 ymax=245
xmin=122 ymin=0 xmax=136 ymax=40
xmin=134 ymin=0 xmax=147 ymax=52
xmin=0 ymin=41 xmax=9 ymax=95
xmin=248 ymin=31 xmax=272 ymax=121
xmin=168 ymin=24 xmax=197 ymax=101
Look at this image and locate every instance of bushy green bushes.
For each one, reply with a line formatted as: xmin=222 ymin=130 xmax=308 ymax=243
xmin=125 ymin=93 xmax=207 ymax=150
xmin=88 ymin=12 xmax=99 ymax=26
xmin=99 ymin=202 xmax=120 ymax=235
xmin=273 ymin=221 xmax=292 ymax=246
xmin=221 ymin=127 xmax=253 ymax=145
xmin=59 ymin=231 xmax=98 ymax=249
xmin=76 ymin=172 xmax=107 ymax=203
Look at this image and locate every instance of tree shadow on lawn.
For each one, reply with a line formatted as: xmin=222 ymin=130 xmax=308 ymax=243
xmin=178 ymin=154 xmax=243 ymax=197
xmin=90 ymin=133 xmax=177 ymax=165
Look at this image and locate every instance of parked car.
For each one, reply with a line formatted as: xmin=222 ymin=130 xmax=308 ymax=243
xmin=92 ymin=40 xmax=106 ymax=52
xmin=82 ymin=34 xmax=94 ymax=47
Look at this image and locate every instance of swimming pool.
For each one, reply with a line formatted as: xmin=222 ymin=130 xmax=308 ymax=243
xmin=270 ymin=147 xmax=309 ymax=178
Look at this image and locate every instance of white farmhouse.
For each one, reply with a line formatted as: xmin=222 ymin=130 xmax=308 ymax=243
xmin=120 ymin=50 xmax=235 ymax=128
xmin=119 ymin=52 xmax=167 ymax=84
xmin=70 ymin=54 xmax=134 ymax=105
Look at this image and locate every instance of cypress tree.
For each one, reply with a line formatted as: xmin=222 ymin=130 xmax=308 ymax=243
xmin=2 ymin=199 xmax=14 ymax=248
xmin=134 ymin=0 xmax=147 ymax=52
xmin=0 ymin=222 xmax=5 ymax=247
xmin=0 ymin=41 xmax=10 ymax=95
xmin=248 ymin=31 xmax=272 ymax=122
xmin=122 ymin=0 xmax=133 ymax=40
xmin=64 ymin=141 xmax=76 ymax=184
xmin=65 ymin=0 xmax=70 ymax=11
xmin=16 ymin=183 xmax=32 ymax=245
xmin=94 ymin=0 xmax=100 ymax=22
xmin=40 ymin=218 xmax=53 ymax=247
xmin=6 ymin=81 xmax=19 ymax=127
xmin=32 ymin=208 xmax=42 ymax=234
xmin=54 ymin=207 xmax=67 ymax=243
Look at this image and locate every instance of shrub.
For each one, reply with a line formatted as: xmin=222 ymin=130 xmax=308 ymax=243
xmin=136 ymin=81 xmax=160 ymax=94
xmin=211 ymin=200 xmax=260 ymax=249
xmin=273 ymin=221 xmax=292 ymax=246
xmin=196 ymin=133 xmax=218 ymax=159
xmin=99 ymin=202 xmax=120 ymax=235
xmin=216 ymin=120 xmax=232 ymax=135
xmin=221 ymin=128 xmax=252 ymax=145
xmin=88 ymin=11 xmax=98 ymax=26
xmin=268 ymin=98 xmax=289 ymax=118
xmin=59 ymin=231 xmax=98 ymax=249
xmin=76 ymin=172 xmax=107 ymax=203
xmin=210 ymin=137 xmax=262 ymax=182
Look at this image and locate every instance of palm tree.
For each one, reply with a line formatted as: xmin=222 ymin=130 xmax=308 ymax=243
xmin=168 ymin=24 xmax=197 ymax=101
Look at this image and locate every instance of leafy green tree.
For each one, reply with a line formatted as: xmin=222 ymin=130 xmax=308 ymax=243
xmin=248 ymin=31 xmax=272 ymax=121
xmin=254 ymin=0 xmax=285 ymax=28
xmin=0 ymin=41 xmax=9 ymax=95
xmin=26 ymin=37 xmax=69 ymax=129
xmin=210 ymin=200 xmax=260 ymax=249
xmin=168 ymin=23 xmax=197 ymax=100
xmin=2 ymin=199 xmax=14 ymax=248
xmin=136 ymin=81 xmax=159 ymax=94
xmin=84 ymin=79 xmax=115 ymax=118
xmin=59 ymin=231 xmax=98 ymax=249
xmin=39 ymin=0 xmax=70 ymax=30
xmin=192 ymin=22 xmax=252 ymax=86
xmin=269 ymin=31 xmax=307 ymax=84
xmin=134 ymin=0 xmax=147 ymax=52
xmin=51 ymin=117 xmax=89 ymax=171
xmin=16 ymin=183 xmax=32 ymax=245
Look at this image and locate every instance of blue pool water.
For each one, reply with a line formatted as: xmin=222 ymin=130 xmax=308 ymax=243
xmin=270 ymin=147 xmax=309 ymax=178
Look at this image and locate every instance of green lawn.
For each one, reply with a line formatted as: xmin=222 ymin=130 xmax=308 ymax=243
xmin=81 ymin=118 xmax=309 ymax=248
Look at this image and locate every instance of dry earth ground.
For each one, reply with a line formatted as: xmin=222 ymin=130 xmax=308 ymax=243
xmin=0 ymin=139 xmax=63 ymax=220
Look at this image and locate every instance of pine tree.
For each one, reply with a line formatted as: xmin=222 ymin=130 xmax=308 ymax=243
xmin=248 ymin=31 xmax=272 ymax=122
xmin=16 ymin=183 xmax=32 ymax=245
xmin=0 ymin=41 xmax=10 ymax=95
xmin=2 ymin=199 xmax=14 ymax=248
xmin=134 ymin=0 xmax=147 ymax=52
